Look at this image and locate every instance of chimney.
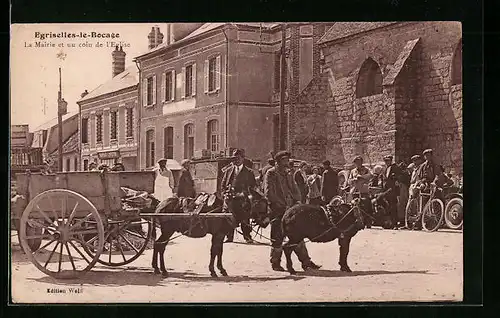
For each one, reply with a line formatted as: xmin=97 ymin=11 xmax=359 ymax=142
xmin=165 ymin=24 xmax=171 ymax=45
xmin=80 ymin=89 xmax=89 ymax=98
xmin=111 ymin=45 xmax=126 ymax=77
xmin=148 ymin=26 xmax=164 ymax=49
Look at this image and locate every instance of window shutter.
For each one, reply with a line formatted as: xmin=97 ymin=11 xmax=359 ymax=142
xmin=161 ymin=72 xmax=166 ymax=103
xmin=216 ymin=55 xmax=221 ymax=90
xmin=191 ymin=63 xmax=197 ymax=96
xmin=142 ymin=78 xmax=147 ymax=106
xmin=204 ymin=60 xmax=209 ymax=93
xmin=152 ymin=75 xmax=157 ymax=105
xmin=181 ymin=66 xmax=186 ymax=98
xmin=171 ymin=70 xmax=176 ymax=101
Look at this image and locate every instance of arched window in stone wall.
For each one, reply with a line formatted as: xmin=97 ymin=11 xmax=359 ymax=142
xmin=451 ymin=39 xmax=462 ymax=85
xmin=355 ymin=58 xmax=383 ymax=98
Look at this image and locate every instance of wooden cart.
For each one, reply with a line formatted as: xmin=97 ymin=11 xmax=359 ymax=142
xmin=14 ymin=170 xmax=234 ymax=279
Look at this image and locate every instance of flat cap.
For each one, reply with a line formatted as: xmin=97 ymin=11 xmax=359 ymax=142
xmin=423 ymin=148 xmax=433 ymax=155
xmin=383 ymin=155 xmax=393 ymax=161
xmin=275 ymin=150 xmax=291 ymax=161
xmin=181 ymin=159 xmax=191 ymax=166
xmin=157 ymin=158 xmax=168 ymax=164
xmin=353 ymin=155 xmax=363 ymax=163
xmin=232 ymin=148 xmax=244 ymax=157
xmin=322 ymin=160 xmax=331 ymax=166
xmin=411 ymin=154 xmax=422 ymax=161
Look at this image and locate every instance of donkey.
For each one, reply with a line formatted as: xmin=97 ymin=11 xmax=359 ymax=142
xmin=281 ymin=198 xmax=367 ymax=274
xmin=150 ymin=188 xmax=269 ymax=277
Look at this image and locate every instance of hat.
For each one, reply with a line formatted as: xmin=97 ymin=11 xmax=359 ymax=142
xmin=267 ymin=158 xmax=276 ymax=165
xmin=411 ymin=154 xmax=422 ymax=161
xmin=275 ymin=150 xmax=291 ymax=161
xmin=299 ymin=161 xmax=307 ymax=168
xmin=181 ymin=159 xmax=191 ymax=166
xmin=322 ymin=160 xmax=331 ymax=166
xmin=232 ymin=148 xmax=244 ymax=157
xmin=157 ymin=158 xmax=168 ymax=164
xmin=423 ymin=149 xmax=433 ymax=155
xmin=373 ymin=165 xmax=384 ymax=174
xmin=353 ymin=155 xmax=363 ymax=163
xmin=383 ymin=155 xmax=393 ymax=161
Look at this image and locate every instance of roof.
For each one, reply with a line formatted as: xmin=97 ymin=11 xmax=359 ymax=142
xmin=79 ymin=65 xmax=139 ymax=102
xmin=318 ymin=22 xmax=399 ymax=45
xmin=382 ymin=38 xmax=421 ymax=86
xmin=49 ymin=131 xmax=79 ymax=155
xmin=33 ymin=111 xmax=79 ymax=131
xmin=136 ymin=22 xmax=281 ymax=59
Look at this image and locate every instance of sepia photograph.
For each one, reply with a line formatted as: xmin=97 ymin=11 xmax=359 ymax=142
xmin=10 ymin=22 xmax=463 ymax=303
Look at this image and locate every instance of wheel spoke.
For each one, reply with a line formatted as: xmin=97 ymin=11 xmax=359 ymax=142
xmin=60 ymin=196 xmax=66 ymax=226
xmin=44 ymin=241 xmax=60 ymax=268
xmin=58 ymin=243 xmax=63 ymax=272
xmin=119 ymin=233 xmax=139 ymax=253
xmin=66 ymin=201 xmax=80 ymax=225
xmin=124 ymin=229 xmax=147 ymax=240
xmin=27 ymin=219 xmax=55 ymax=231
xmin=117 ymin=237 xmax=127 ymax=262
xmin=72 ymin=236 xmax=98 ymax=252
xmin=108 ymin=238 xmax=113 ymax=263
xmin=68 ymin=240 xmax=91 ymax=264
xmin=32 ymin=238 xmax=57 ymax=255
xmin=64 ymin=243 xmax=77 ymax=271
xmin=47 ymin=195 xmax=59 ymax=223
xmin=35 ymin=204 xmax=56 ymax=226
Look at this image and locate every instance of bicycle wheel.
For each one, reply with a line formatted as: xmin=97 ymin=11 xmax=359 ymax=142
xmin=421 ymin=198 xmax=445 ymax=232
xmin=405 ymin=198 xmax=419 ymax=230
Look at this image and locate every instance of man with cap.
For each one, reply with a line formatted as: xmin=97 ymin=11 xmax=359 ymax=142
xmin=221 ymin=148 xmax=256 ymax=243
xmin=263 ymin=150 xmax=321 ymax=271
xmin=321 ymin=160 xmax=339 ymax=204
xmin=347 ymin=156 xmax=373 ymax=226
xmin=382 ymin=155 xmax=403 ymax=229
xmin=418 ymin=149 xmax=441 ymax=187
xmin=294 ymin=162 xmax=309 ymax=204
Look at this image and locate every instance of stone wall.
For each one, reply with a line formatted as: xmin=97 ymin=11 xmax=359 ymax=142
xmin=291 ymin=22 xmax=462 ymax=174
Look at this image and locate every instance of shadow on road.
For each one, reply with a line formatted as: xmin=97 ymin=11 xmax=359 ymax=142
xmin=28 ymin=268 xmax=305 ymax=286
xmin=297 ymin=269 xmax=431 ymax=278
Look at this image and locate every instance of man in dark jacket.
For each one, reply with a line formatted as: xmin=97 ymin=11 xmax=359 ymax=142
xmin=176 ymin=159 xmax=196 ymax=198
xmin=382 ymin=155 xmax=403 ymax=229
xmin=221 ymin=149 xmax=256 ymax=243
xmin=294 ymin=162 xmax=308 ymax=203
xmin=321 ymin=160 xmax=339 ymax=204
xmin=263 ymin=150 xmax=321 ymax=271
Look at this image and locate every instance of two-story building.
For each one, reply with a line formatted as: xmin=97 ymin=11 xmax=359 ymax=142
xmin=77 ymin=46 xmax=140 ymax=171
xmin=134 ymin=22 xmax=332 ymax=169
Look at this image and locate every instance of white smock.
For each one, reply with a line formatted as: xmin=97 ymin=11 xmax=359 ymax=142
xmin=153 ymin=166 xmax=174 ymax=202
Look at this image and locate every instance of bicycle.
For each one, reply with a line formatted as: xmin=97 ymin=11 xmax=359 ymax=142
xmin=405 ymin=183 xmax=445 ymax=232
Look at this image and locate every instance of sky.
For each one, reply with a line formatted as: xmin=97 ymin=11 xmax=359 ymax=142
xmin=10 ymin=23 xmax=170 ymax=131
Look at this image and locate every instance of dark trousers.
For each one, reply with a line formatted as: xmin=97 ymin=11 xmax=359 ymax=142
xmin=269 ymin=206 xmax=312 ymax=266
xmin=224 ymin=197 xmax=252 ymax=241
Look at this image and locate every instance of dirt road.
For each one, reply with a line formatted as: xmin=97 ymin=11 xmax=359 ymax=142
xmin=11 ymin=227 xmax=462 ymax=303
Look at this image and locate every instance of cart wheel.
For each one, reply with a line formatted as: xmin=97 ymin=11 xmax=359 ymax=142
xmin=405 ymin=198 xmax=419 ymax=230
xmin=421 ymin=198 xmax=445 ymax=232
xmin=444 ymin=197 xmax=463 ymax=230
xmin=18 ymin=223 xmax=42 ymax=252
xmin=19 ymin=189 xmax=105 ymax=279
xmin=81 ymin=217 xmax=152 ymax=267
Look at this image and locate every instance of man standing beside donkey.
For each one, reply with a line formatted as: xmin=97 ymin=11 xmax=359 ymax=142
xmin=263 ymin=150 xmax=321 ymax=272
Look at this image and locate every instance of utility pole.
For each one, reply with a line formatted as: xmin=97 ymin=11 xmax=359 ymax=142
xmin=57 ymin=67 xmax=67 ymax=172
xmin=279 ymin=23 xmax=287 ymax=151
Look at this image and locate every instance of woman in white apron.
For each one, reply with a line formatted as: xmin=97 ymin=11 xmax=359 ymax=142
xmin=154 ymin=158 xmax=174 ymax=202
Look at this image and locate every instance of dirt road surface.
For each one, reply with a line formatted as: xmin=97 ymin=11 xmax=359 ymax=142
xmin=11 ymin=227 xmax=462 ymax=303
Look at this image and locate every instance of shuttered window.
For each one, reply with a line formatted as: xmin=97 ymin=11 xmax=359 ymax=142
xmin=81 ymin=117 xmax=88 ymax=144
xmin=126 ymin=108 xmax=133 ymax=138
xmin=164 ymin=126 xmax=174 ymax=159
xmin=146 ymin=129 xmax=155 ymax=168
xmin=184 ymin=124 xmax=194 ymax=159
xmin=96 ymin=114 xmax=103 ymax=143
xmin=207 ymin=119 xmax=219 ymax=152
xmin=110 ymin=110 xmax=118 ymax=141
